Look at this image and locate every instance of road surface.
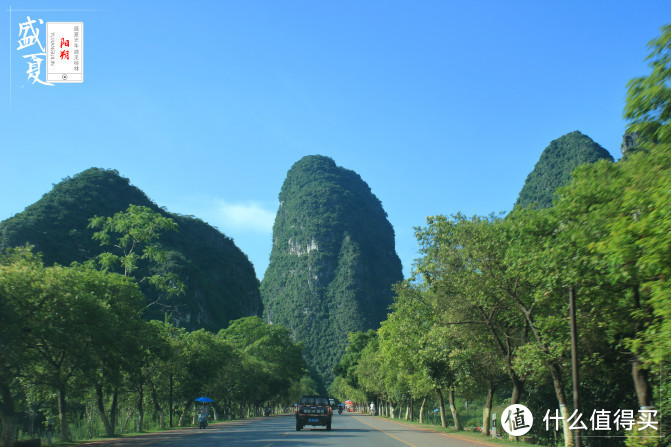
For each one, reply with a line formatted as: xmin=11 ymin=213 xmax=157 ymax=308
xmin=78 ymin=412 xmax=501 ymax=446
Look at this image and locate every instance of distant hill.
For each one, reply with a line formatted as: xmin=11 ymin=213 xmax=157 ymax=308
xmin=516 ymin=131 xmax=614 ymax=208
xmin=261 ymin=155 xmax=403 ymax=387
xmin=0 ymin=168 xmax=262 ymax=331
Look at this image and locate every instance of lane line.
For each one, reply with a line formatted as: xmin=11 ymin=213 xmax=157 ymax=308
xmin=354 ymin=416 xmax=419 ymax=447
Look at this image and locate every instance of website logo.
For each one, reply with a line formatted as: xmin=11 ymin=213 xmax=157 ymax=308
xmin=501 ymin=404 xmax=533 ymax=436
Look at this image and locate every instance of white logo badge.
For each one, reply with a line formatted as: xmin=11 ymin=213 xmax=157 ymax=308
xmin=501 ymin=404 xmax=533 ymax=436
xmin=46 ymin=22 xmax=83 ymax=83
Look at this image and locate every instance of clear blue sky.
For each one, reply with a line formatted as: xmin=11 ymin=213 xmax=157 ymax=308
xmin=2 ymin=1 xmax=669 ymax=279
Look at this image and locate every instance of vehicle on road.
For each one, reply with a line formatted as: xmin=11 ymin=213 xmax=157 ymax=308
xmin=198 ymin=413 xmax=208 ymax=429
xmin=295 ymin=395 xmax=332 ymax=431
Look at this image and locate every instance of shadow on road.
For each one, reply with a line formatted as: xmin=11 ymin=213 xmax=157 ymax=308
xmin=76 ymin=415 xmax=369 ymax=446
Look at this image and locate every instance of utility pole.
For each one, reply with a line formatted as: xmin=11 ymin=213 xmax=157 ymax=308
xmin=569 ymin=287 xmax=581 ymax=447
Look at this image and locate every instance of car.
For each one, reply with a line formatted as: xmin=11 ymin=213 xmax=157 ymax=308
xmin=295 ymin=395 xmax=332 ymax=431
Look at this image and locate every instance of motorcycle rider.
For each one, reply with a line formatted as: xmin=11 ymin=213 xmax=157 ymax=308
xmin=198 ymin=405 xmax=208 ymax=428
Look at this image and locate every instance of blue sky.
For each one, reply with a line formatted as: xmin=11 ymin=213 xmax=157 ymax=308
xmin=2 ymin=0 xmax=669 ymax=279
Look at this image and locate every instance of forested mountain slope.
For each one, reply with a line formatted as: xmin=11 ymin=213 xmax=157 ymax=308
xmin=516 ymin=131 xmax=614 ymax=208
xmin=0 ymin=168 xmax=262 ymax=331
xmin=261 ymin=155 xmax=403 ymax=386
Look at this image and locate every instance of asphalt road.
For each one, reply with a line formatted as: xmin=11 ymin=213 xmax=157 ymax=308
xmin=79 ymin=413 xmax=501 ymax=446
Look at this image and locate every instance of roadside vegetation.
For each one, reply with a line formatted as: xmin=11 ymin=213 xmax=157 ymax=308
xmin=0 ymin=206 xmax=315 ymax=447
xmin=330 ymin=24 xmax=671 ymax=447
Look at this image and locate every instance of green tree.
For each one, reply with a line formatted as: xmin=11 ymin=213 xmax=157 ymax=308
xmin=220 ymin=317 xmax=305 ymax=406
xmin=123 ymin=322 xmax=171 ymax=432
xmin=333 ymin=330 xmax=377 ymax=391
xmin=0 ymin=247 xmax=44 ymax=447
xmin=354 ymin=335 xmax=387 ymax=410
xmin=450 ymin=328 xmax=506 ymax=437
xmin=0 ymin=249 xmax=145 ymax=442
xmin=414 ymin=214 xmax=527 ymax=408
xmin=331 ymin=330 xmax=376 ymax=405
xmin=82 ymin=265 xmax=148 ymax=437
xmin=623 ymin=28 xmax=671 ymax=419
xmin=419 ymin=323 xmax=463 ymax=430
xmin=172 ymin=329 xmax=236 ymax=425
xmin=378 ymin=284 xmax=434 ymax=423
xmin=624 ymin=24 xmax=671 ymax=145
xmin=88 ymin=204 xmax=184 ymax=301
xmin=1 ymin=246 xmax=152 ymax=444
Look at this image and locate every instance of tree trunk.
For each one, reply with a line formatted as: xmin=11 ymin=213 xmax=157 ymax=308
xmin=448 ymin=389 xmax=463 ymax=430
xmin=169 ymin=374 xmax=173 ymax=427
xmin=137 ymin=384 xmax=144 ymax=432
xmin=632 ymin=358 xmax=652 ymax=409
xmin=57 ymin=387 xmax=71 ymax=441
xmin=159 ymin=406 xmax=166 ymax=429
xmin=517 ymin=298 xmax=572 ymax=446
xmin=109 ymin=390 xmax=119 ymax=434
xmin=631 ymin=286 xmax=653 ymax=410
xmin=0 ymin=409 xmax=17 ymax=447
xmin=149 ymin=380 xmax=165 ymax=429
xmin=122 ymin=408 xmax=135 ymax=434
xmin=419 ymin=397 xmax=427 ymax=424
xmin=409 ymin=396 xmax=414 ymax=422
xmin=178 ymin=402 xmax=190 ymax=426
xmin=0 ymin=383 xmax=18 ymax=447
xmin=508 ymin=377 xmax=523 ymax=440
xmin=482 ymin=386 xmax=494 ymax=436
xmin=548 ymin=362 xmax=574 ymax=447
xmin=436 ymin=388 xmax=447 ymax=428
xmin=95 ymin=384 xmax=114 ymax=436
xmin=510 ymin=375 xmax=523 ymax=405
xmin=404 ymin=403 xmax=409 ymax=420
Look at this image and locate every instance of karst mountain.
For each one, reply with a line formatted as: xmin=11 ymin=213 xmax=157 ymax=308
xmin=261 ymin=155 xmax=403 ymax=387
xmin=0 ymin=168 xmax=262 ymax=331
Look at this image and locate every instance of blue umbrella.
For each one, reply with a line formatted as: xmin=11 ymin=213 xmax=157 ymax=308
xmin=195 ymin=397 xmax=214 ymax=403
